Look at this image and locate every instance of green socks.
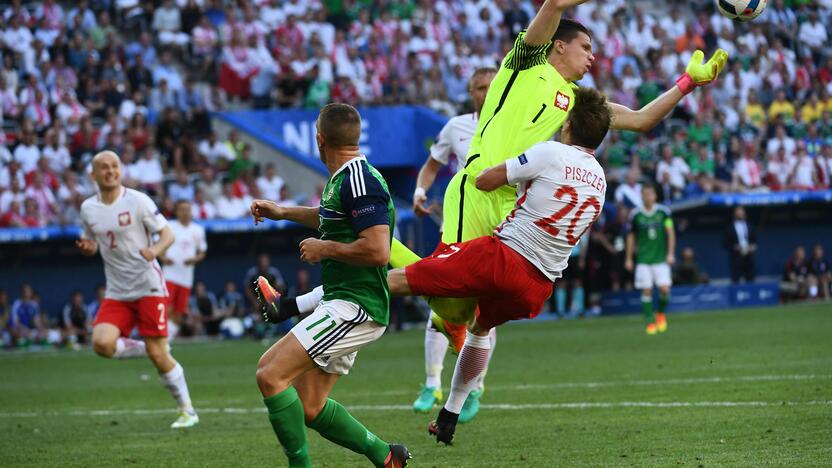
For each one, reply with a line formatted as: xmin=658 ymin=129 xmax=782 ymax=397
xmin=264 ymin=387 xmax=311 ymax=468
xmin=641 ymin=293 xmax=655 ymax=323
xmin=308 ymin=399 xmax=390 ymax=467
xmin=658 ymin=292 xmax=669 ymax=313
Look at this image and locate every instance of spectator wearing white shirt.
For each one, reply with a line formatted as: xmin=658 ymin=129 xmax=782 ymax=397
xmin=197 ymin=132 xmax=233 ymax=167
xmin=153 ymin=0 xmax=190 ymax=48
xmin=766 ymin=125 xmax=796 ymax=161
xmin=766 ymin=147 xmax=792 ymax=191
xmin=169 ymin=170 xmax=195 ymax=202
xmin=615 ymin=169 xmax=643 ymax=210
xmin=41 ymin=130 xmax=71 ymax=173
xmin=4 ymin=15 xmax=34 ymax=55
xmin=196 ymin=167 xmax=223 ymax=203
xmin=787 ymin=143 xmax=817 ymax=190
xmin=191 ymin=189 xmax=216 ymax=220
xmin=656 ymin=144 xmax=691 ymax=200
xmin=24 ymin=172 xmax=59 ymax=223
xmin=798 ymin=12 xmax=828 ymax=62
xmin=131 ymin=146 xmax=165 ymax=195
xmin=55 ymin=91 xmax=88 ymax=135
xmin=13 ymin=131 xmax=42 ymax=173
xmin=0 ymin=177 xmax=25 ymax=214
xmin=733 ymin=144 xmax=766 ymax=192
xmin=256 ymin=164 xmax=284 ymax=202
xmin=215 ymin=182 xmax=251 ymax=219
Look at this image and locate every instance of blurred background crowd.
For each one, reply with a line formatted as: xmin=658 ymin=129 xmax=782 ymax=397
xmin=1 ymin=0 xmax=831 ymax=346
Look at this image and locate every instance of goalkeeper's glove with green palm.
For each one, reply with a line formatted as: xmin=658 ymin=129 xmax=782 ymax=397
xmin=676 ymin=49 xmax=729 ymax=95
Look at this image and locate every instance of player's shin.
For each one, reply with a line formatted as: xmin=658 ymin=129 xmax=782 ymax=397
xmin=307 ymin=399 xmax=391 ymax=468
xmin=641 ymin=293 xmax=655 ymax=323
xmin=159 ymin=361 xmax=194 ymax=413
xmin=113 ymin=337 xmax=147 ymax=359
xmin=475 ymin=328 xmax=497 ymax=391
xmin=264 ymin=386 xmax=312 ymax=468
xmin=445 ymin=331 xmax=492 ymax=415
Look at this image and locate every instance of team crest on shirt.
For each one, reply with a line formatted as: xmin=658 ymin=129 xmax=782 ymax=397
xmin=118 ymin=211 xmax=131 ymax=226
xmin=555 ymin=92 xmax=570 ymax=111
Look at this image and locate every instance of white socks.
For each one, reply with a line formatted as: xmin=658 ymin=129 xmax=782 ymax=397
xmin=160 ymin=362 xmax=194 ymax=413
xmin=445 ymin=332 xmax=492 ymax=414
xmin=296 ymin=286 xmax=324 ymax=313
xmin=476 ymin=328 xmax=497 ymax=390
xmin=113 ymin=337 xmax=147 ymax=359
xmin=424 ymin=317 xmax=449 ymax=389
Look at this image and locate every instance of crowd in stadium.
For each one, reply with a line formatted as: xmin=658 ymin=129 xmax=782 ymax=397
xmin=1 ymin=0 xmax=832 ymax=230
xmin=1 ymin=1 xmax=832 ymax=345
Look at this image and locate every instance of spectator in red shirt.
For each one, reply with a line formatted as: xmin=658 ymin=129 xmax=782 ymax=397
xmin=21 ymin=197 xmax=45 ymax=227
xmin=25 ymin=157 xmax=60 ymax=191
xmin=0 ymin=200 xmax=26 ymax=227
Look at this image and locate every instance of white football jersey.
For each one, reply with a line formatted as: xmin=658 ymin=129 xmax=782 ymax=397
xmin=496 ymin=141 xmax=607 ymax=281
xmin=81 ymin=187 xmax=169 ymax=301
xmin=162 ymin=220 xmax=207 ymax=288
xmin=429 ymin=113 xmax=478 ymax=170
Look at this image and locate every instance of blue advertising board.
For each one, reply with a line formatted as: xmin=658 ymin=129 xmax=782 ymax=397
xmin=600 ymin=282 xmax=780 ymax=315
xmin=215 ymin=106 xmax=447 ymax=173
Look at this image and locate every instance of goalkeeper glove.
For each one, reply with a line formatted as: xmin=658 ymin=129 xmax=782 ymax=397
xmin=676 ymin=49 xmax=729 ymax=95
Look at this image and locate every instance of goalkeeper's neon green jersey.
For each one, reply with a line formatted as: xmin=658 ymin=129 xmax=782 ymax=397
xmin=440 ymin=31 xmax=576 ymax=244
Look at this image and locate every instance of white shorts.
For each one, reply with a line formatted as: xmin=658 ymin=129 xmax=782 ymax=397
xmin=291 ymin=299 xmax=386 ymax=375
xmin=634 ymin=263 xmax=672 ymax=290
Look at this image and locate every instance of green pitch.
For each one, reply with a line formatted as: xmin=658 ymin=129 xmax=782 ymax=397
xmin=2 ymin=304 xmax=830 ymax=467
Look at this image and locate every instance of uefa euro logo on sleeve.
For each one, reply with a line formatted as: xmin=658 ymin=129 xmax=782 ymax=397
xmin=519 ymin=154 xmax=528 ymax=165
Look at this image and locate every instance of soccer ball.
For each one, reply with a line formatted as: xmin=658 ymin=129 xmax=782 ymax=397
xmin=716 ymin=0 xmax=767 ymax=21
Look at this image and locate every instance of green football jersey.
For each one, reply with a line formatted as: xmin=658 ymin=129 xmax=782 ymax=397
xmin=629 ymin=205 xmax=674 ymax=264
xmin=318 ymin=156 xmax=395 ymax=326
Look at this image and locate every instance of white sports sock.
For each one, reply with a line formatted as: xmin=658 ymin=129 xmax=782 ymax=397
xmin=167 ymin=320 xmax=180 ymax=342
xmin=296 ymin=286 xmax=324 ymax=313
xmin=445 ymin=332 xmax=492 ymax=414
xmin=424 ymin=316 xmax=448 ymax=389
xmin=160 ymin=362 xmax=194 ymax=413
xmin=476 ymin=328 xmax=497 ymax=390
xmin=113 ymin=337 xmax=147 ymax=359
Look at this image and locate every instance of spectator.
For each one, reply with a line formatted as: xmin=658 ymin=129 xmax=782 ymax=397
xmin=191 ymin=189 xmax=216 ymax=221
xmin=656 ymin=144 xmax=690 ymax=201
xmin=673 ymin=247 xmax=709 ymax=285
xmin=766 ymin=147 xmax=791 ymax=191
xmin=60 ymin=290 xmax=91 ymax=347
xmin=243 ymin=253 xmax=286 ymax=313
xmin=153 ymin=0 xmax=189 ymax=49
xmin=10 ymin=284 xmax=45 ymax=346
xmin=41 ymin=129 xmax=71 ymax=173
xmin=169 ymin=170 xmax=195 ymax=202
xmin=22 ymin=197 xmax=46 ymax=227
xmin=809 ymin=245 xmax=831 ymax=300
xmin=782 ymin=246 xmax=814 ymax=301
xmin=13 ymin=130 xmax=41 ymax=173
xmin=196 ymin=166 xmax=223 ymax=203
xmin=197 ymin=132 xmax=234 ymax=168
xmin=24 ymin=172 xmax=59 ymax=223
xmin=215 ymin=181 xmax=250 ymax=219
xmin=217 ymin=281 xmax=245 ymax=319
xmin=0 ymin=199 xmax=26 ymax=227
xmin=132 ymin=146 xmax=165 ymax=196
xmin=614 ymin=169 xmax=643 ymax=210
xmin=188 ymin=281 xmax=222 ymax=336
xmin=723 ymin=206 xmax=757 ymax=284
xmin=256 ymin=163 xmax=284 ymax=203
xmin=733 ymin=144 xmax=766 ymax=192
xmin=768 ymin=89 xmax=796 ymax=121
xmin=786 ymin=143 xmax=817 ymax=190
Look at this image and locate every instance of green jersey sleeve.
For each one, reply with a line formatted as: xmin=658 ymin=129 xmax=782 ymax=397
xmin=503 ymin=31 xmax=551 ymax=71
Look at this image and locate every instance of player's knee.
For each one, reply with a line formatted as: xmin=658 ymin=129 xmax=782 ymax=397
xmin=92 ymin=337 xmax=115 ymax=358
xmin=301 ymin=400 xmax=325 ymax=425
xmin=256 ymin=358 xmax=288 ymax=395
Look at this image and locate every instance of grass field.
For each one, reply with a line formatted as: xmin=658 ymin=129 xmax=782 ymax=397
xmin=2 ymin=304 xmax=831 ymax=467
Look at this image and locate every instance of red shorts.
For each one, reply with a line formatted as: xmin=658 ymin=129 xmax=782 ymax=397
xmin=93 ymin=296 xmax=169 ymax=337
xmin=166 ymin=282 xmax=191 ymax=315
xmin=407 ymin=236 xmax=553 ymax=329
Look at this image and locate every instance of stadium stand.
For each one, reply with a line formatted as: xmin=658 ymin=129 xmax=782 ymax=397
xmin=1 ymin=0 xmax=831 ymax=344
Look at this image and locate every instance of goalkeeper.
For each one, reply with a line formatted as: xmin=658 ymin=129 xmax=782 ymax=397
xmin=262 ymin=1 xmax=727 ymax=347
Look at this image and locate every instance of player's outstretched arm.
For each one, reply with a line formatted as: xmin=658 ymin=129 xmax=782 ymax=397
xmin=475 ymin=163 xmax=508 ymax=192
xmin=610 ymin=49 xmax=729 ymax=132
xmin=413 ymin=157 xmax=444 ymax=216
xmin=140 ymin=225 xmax=174 ymax=261
xmin=526 ymin=0 xmax=589 ymax=45
xmin=250 ymin=199 xmax=320 ymax=229
xmin=299 ymin=224 xmax=390 ymax=267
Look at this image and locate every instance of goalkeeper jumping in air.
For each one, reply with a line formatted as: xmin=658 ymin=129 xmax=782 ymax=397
xmin=256 ymin=0 xmax=728 ymax=444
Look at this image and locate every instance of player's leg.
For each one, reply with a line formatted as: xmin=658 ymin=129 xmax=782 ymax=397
xmin=413 ymin=314 xmax=447 ymax=412
xmin=257 ymin=332 xmax=317 ymax=468
xmin=655 ymin=264 xmax=672 ymax=333
xmin=91 ymin=300 xmax=146 ymax=359
xmin=138 ymin=297 xmax=198 ymax=427
xmin=296 ymin=367 xmax=409 ymax=467
xmin=165 ymin=282 xmax=188 ymax=341
xmin=458 ymin=326 xmax=496 ymax=424
xmin=635 ymin=264 xmax=657 ymax=335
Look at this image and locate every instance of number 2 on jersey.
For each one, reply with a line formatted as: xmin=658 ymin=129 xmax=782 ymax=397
xmin=534 ymin=185 xmax=601 ymax=246
xmin=106 ymin=230 xmax=116 ymax=249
